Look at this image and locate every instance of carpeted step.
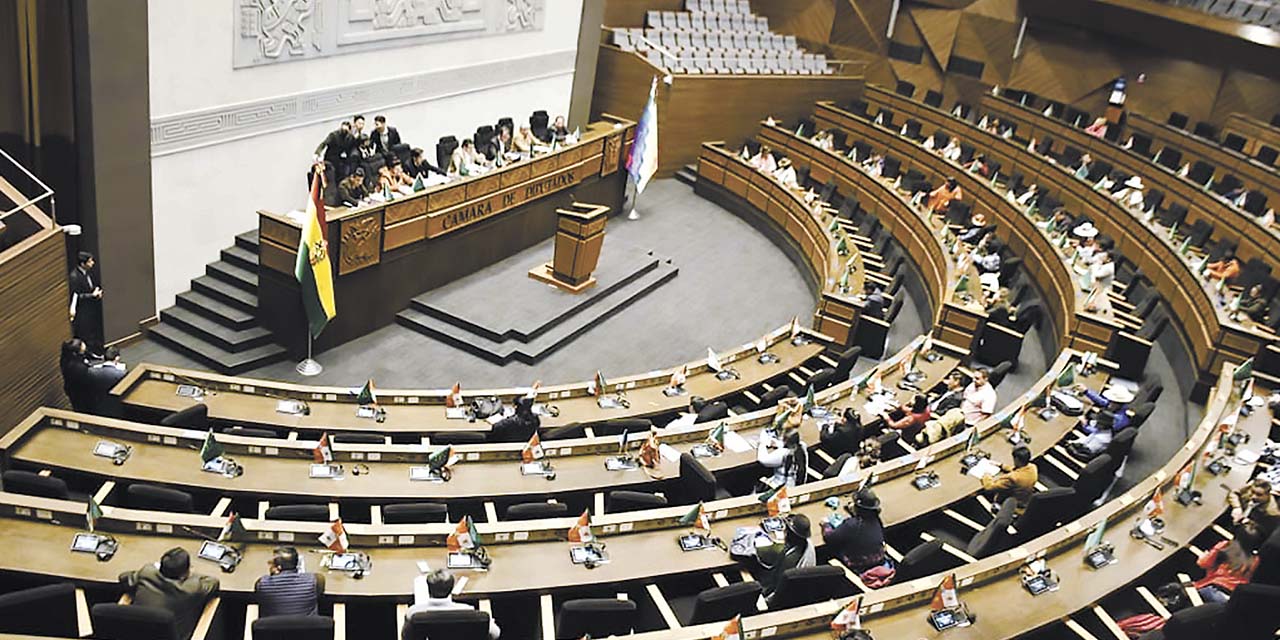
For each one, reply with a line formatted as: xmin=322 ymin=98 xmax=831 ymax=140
xmin=175 ymin=290 xmax=256 ymax=330
xmin=206 ymin=260 xmax=257 ymax=292
xmin=159 ymin=305 xmax=273 ymax=352
xmin=146 ymin=322 xmax=285 ymax=375
xmin=192 ymin=275 xmax=257 ymax=313
xmin=234 ymin=230 xmax=260 ymax=252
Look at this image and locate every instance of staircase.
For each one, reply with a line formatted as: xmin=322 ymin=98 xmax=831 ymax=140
xmin=145 ymin=230 xmax=287 ymax=374
xmin=675 ymin=163 xmax=699 ymax=187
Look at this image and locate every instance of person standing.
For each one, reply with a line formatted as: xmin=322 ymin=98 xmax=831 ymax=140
xmin=369 ymin=115 xmax=401 ymax=155
xmin=69 ymin=251 xmax=104 ymax=355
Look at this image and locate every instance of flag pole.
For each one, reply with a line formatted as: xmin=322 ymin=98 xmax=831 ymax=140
xmin=626 ymin=178 xmax=641 ymax=220
xmin=297 ymin=332 xmax=323 ymax=376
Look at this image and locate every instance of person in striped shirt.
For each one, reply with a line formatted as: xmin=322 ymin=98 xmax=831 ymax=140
xmin=255 ymin=547 xmax=325 ymax=617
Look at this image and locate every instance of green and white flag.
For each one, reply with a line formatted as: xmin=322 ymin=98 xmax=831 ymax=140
xmin=200 ymin=430 xmax=225 ymax=464
xmin=86 ymin=497 xmax=104 ymax=533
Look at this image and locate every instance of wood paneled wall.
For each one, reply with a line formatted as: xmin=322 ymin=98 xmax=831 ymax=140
xmin=0 ymin=226 xmax=71 ymax=434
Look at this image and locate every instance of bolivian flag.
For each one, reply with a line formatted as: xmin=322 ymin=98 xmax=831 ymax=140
xmin=296 ymin=172 xmax=337 ymax=337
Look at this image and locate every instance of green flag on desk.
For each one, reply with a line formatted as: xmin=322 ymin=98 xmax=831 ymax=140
xmin=1234 ymin=358 xmax=1254 ymax=381
xmin=219 ymin=512 xmax=248 ymax=543
xmin=1178 ymin=236 xmax=1191 ymax=255
xmin=836 ymin=234 xmax=849 ymax=256
xmin=86 ymin=497 xmax=103 ymax=533
xmin=200 ymin=430 xmax=224 ymax=464
xmin=803 ymin=385 xmax=816 ymax=412
xmin=356 ymin=379 xmax=377 ymax=406
xmin=411 ymin=174 xmax=424 ymax=192
xmin=1055 ymin=363 xmax=1076 ymax=388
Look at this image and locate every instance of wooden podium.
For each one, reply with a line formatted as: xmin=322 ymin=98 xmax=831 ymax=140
xmin=528 ymin=202 xmax=609 ymax=293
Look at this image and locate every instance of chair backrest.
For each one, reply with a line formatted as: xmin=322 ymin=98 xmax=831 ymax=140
xmin=1 ymin=469 xmax=70 ymax=499
xmin=252 ymin=615 xmax=336 ymax=640
xmin=896 ymin=540 xmax=945 ymax=582
xmin=606 ymin=490 xmax=668 ymax=513
xmin=382 ymin=503 xmax=449 ymax=524
xmin=1167 ymin=112 xmax=1189 ymax=130
xmin=1162 ymin=602 xmax=1227 ymax=639
xmin=263 ymin=504 xmax=330 ymax=522
xmin=429 ymin=431 xmax=487 ymax=445
xmin=1192 ymin=121 xmax=1218 ymax=140
xmin=976 ymin=322 xmax=1023 ymax=368
xmin=160 ymin=404 xmax=209 ymax=430
xmin=405 ymin=609 xmax=492 ymax=640
xmin=834 ymin=346 xmax=861 ymax=379
xmin=690 ymin=581 xmax=764 ymax=624
xmin=1257 ymin=145 xmax=1279 ymax=166
xmin=556 ymin=598 xmax=638 ymax=638
xmin=678 ymin=452 xmax=718 ymax=503
xmin=1223 ymin=132 xmax=1246 ymax=152
xmin=1104 ymin=427 xmax=1139 ymax=465
xmin=923 ymin=90 xmax=943 ymax=108
xmin=1156 ymin=147 xmax=1183 ymax=170
xmin=436 ymin=137 xmax=459 ymax=172
xmin=853 ymin=315 xmax=891 ymax=359
xmin=0 ymin=583 xmax=80 ymax=636
xmin=1221 ymin=583 xmax=1280 ymax=635
xmin=695 ymin=401 xmax=730 ymax=424
xmin=127 ymin=483 xmax=195 ymax=513
xmin=222 ymin=426 xmax=278 ymax=438
xmin=1073 ymin=454 xmax=1115 ymax=507
xmin=1010 ymin=484 xmax=1070 ymax=537
xmin=758 ymin=385 xmax=795 ymax=409
xmin=769 ymin=565 xmax=854 ymax=608
xmin=895 ymin=80 xmax=915 ymax=97
xmin=806 ymin=367 xmax=837 ymax=391
xmin=332 ymin=433 xmax=385 ymax=444
xmin=967 ymin=497 xmax=1017 ymax=558
xmin=505 ymin=501 xmax=569 ymax=521
xmin=823 ymin=452 xmax=853 ymax=478
xmin=90 ymin=603 xmax=178 ymax=640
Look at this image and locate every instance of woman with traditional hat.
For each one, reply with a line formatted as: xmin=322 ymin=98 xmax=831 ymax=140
xmin=1112 ymin=175 xmax=1145 ymax=210
xmin=773 ymin=157 xmax=799 ymax=189
xmin=1068 ymin=384 xmax=1136 ymax=459
xmin=957 ymin=211 xmax=989 ymax=244
xmin=822 ymin=489 xmax=886 ymax=573
xmin=759 ymin=513 xmax=817 ymax=599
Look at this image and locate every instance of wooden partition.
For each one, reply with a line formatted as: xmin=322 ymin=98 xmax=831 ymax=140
xmin=590 ymin=43 xmax=864 ymax=176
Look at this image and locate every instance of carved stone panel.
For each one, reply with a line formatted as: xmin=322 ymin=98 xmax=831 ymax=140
xmin=235 ymin=0 xmax=545 ymax=68
xmin=338 ymin=212 xmax=383 ymax=274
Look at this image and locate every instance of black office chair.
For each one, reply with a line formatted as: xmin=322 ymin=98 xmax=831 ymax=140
xmin=1253 ymin=528 xmax=1280 ymax=586
xmin=1128 ymin=133 xmax=1154 ymax=157
xmin=263 ymin=504 xmax=330 ymax=522
xmin=833 ymin=346 xmax=862 ymax=380
xmin=2 ymin=469 xmax=70 ymax=499
xmin=1219 ymin=583 xmax=1280 ymax=636
xmin=382 ymin=503 xmax=448 ymax=524
xmin=688 ymin=581 xmax=763 ymax=624
xmin=1192 ymin=121 xmax=1218 ymax=140
xmin=755 ymin=385 xmax=795 ymax=410
xmin=403 ymin=609 xmax=492 ymax=640
xmin=923 ymin=90 xmax=943 ymax=108
xmin=436 ymin=136 xmax=458 ymax=172
xmin=897 ymin=540 xmax=947 ymax=583
xmin=0 ymin=583 xmax=83 ymax=636
xmin=987 ymin=360 xmax=1014 ymax=388
xmin=90 ymin=603 xmax=180 ymax=640
xmin=876 ymin=109 xmax=895 ymax=128
xmin=1014 ymin=301 xmax=1044 ymax=334
xmin=332 ymin=433 xmax=385 ymax=444
xmin=505 ymin=502 xmax=568 ymax=521
xmin=822 ymin=453 xmax=853 ymax=478
xmin=221 ymin=426 xmax=278 ymax=438
xmin=252 ymin=615 xmax=335 ymax=640
xmin=1242 ymin=190 xmax=1268 ymax=215
xmin=1072 ymin=454 xmax=1115 ymax=510
xmin=803 ymin=367 xmax=837 ymax=393
xmin=1167 ymin=112 xmax=1189 ymax=130
xmin=767 ymin=565 xmax=854 ymax=608
xmin=429 ymin=431 xmax=487 ymax=445
xmin=895 ymin=80 xmax=915 ymax=97
xmin=975 ymin=323 xmax=1023 ymax=369
xmin=530 ymin=110 xmax=552 ymax=143
xmin=1223 ymin=132 xmax=1247 ymax=152
xmin=606 ymin=490 xmax=668 ymax=513
xmin=852 ymin=315 xmax=890 ymax=359
xmin=695 ymin=401 xmax=730 ymax=424
xmin=1142 ymin=189 xmax=1166 ymax=215
xmin=160 ymin=404 xmax=209 ymax=430
xmin=1013 ymin=487 xmax=1076 ymax=542
xmin=676 ymin=453 xmax=718 ymax=503
xmin=126 ymin=484 xmax=194 ymax=513
xmin=556 ymin=598 xmax=637 ymax=639
xmin=847 ymin=100 xmax=869 ymax=118
xmin=1158 ymin=202 xmax=1188 ymax=228
xmin=967 ymin=497 xmax=1017 ymax=558
xmin=1155 ymin=147 xmax=1182 ymax=170
xmin=1256 ymin=145 xmax=1278 ymax=167
xmin=1187 ymin=161 xmax=1215 ymax=186
xmin=1185 ymin=219 xmax=1214 ymax=247
xmin=1146 ymin=602 xmax=1225 ymax=639
xmin=496 ymin=117 xmax=514 ymax=135
xmin=592 ymin=418 xmax=653 ymax=437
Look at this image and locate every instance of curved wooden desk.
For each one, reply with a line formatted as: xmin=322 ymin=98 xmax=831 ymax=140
xmin=1224 ymin=111 xmax=1280 ymax=157
xmin=1127 ymin=111 xmax=1280 ymax=207
xmin=628 ymin=364 xmax=1264 ymax=640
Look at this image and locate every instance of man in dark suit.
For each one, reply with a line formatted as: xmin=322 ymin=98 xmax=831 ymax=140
xmin=69 ymin=251 xmax=104 ymax=355
xmin=370 ymin=115 xmax=401 ymax=155
xmin=405 ymin=148 xmax=445 ymax=180
xmin=119 ymin=547 xmax=219 ymax=640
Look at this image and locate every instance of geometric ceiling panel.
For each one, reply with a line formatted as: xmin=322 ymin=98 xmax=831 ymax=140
xmin=963 ymin=0 xmax=1020 ymax=23
xmin=910 ymin=6 xmax=963 ymax=69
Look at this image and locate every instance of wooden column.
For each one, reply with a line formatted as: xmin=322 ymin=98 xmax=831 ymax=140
xmin=529 ymin=202 xmax=609 ymax=293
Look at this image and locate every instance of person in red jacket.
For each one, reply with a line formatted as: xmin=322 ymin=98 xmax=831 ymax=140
xmin=1193 ymin=527 xmax=1262 ymax=603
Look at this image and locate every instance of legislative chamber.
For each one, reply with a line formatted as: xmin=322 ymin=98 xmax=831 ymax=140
xmin=1 ymin=1 xmax=1279 ymax=639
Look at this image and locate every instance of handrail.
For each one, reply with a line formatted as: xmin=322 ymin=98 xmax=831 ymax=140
xmin=0 ymin=146 xmax=54 ymax=225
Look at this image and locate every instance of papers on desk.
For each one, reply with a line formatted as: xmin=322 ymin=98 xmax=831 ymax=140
xmin=276 ymin=399 xmax=307 ymax=415
xmin=863 ymin=395 xmax=894 ymax=417
xmin=284 ymin=209 xmax=307 ymax=224
xmin=658 ymin=443 xmax=680 ymax=463
xmin=445 ymin=407 xmax=468 ymax=420
xmin=666 ymin=413 xmax=698 ymax=431
xmin=423 ymin=173 xmax=450 ymax=188
xmin=965 ymin=458 xmax=1002 ymax=479
xmin=723 ymin=430 xmax=752 ymax=453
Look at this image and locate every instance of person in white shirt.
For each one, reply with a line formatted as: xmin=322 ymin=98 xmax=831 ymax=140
xmin=404 ymin=570 xmax=500 ymax=640
xmin=1090 ymin=251 xmax=1115 ymax=293
xmin=941 ymin=137 xmax=962 ymax=162
xmin=960 ymin=369 xmax=997 ymax=427
xmin=1015 ymin=184 xmax=1040 ymax=208
xmin=757 ymin=429 xmax=808 ymax=489
xmin=751 ymin=146 xmax=778 ymax=174
xmin=1111 ymin=175 xmax=1145 ymax=209
xmin=449 ymin=139 xmax=491 ymax=177
xmin=773 ymin=157 xmax=799 ymax=189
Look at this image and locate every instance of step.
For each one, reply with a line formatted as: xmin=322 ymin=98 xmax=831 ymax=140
xmin=220 ymin=245 xmax=259 ymax=271
xmin=206 ymin=260 xmax=257 ymax=292
xmin=146 ymin=323 xmax=286 ymax=375
xmin=192 ymin=275 xmax=258 ymax=313
xmin=175 ymin=290 xmax=256 ymax=330
xmin=235 ymin=230 xmax=260 ymax=252
xmin=396 ymin=262 xmax=678 ymax=364
xmin=674 ymin=163 xmax=699 ymax=187
xmin=159 ymin=306 xmax=273 ymax=352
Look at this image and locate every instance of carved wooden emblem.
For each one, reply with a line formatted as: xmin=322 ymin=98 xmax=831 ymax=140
xmin=339 ymin=213 xmax=382 ymax=275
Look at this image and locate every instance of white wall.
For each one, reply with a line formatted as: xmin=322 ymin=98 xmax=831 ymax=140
xmin=147 ymin=0 xmax=583 ymax=311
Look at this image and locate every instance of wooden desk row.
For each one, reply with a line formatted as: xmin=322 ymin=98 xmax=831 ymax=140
xmin=2 ymin=345 xmax=962 ymax=505
xmin=0 ymin=348 xmax=1099 ymax=601
xmin=110 ymin=327 xmax=822 ymax=436
xmin=803 ymin=104 xmax=1114 ymax=357
xmin=1127 ymin=111 xmax=1280 ymax=209
xmin=1224 ymin=112 xmax=1280 ymax=158
xmin=854 ymin=89 xmax=1271 ymax=398
xmin=628 ymin=363 xmax=1263 ymax=639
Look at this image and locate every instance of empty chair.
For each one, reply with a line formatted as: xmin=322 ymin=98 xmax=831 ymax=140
xmin=1013 ymin=487 xmax=1076 ymax=542
xmin=263 ymin=504 xmax=330 ymax=522
xmin=1242 ymin=190 xmax=1268 ymax=215
xmin=895 ymin=80 xmax=915 ymax=97
xmin=966 ymin=497 xmax=1017 ymax=558
xmin=895 ymin=539 xmax=946 ymax=582
xmin=557 ymin=598 xmax=637 ymax=639
xmin=822 ymin=453 xmax=853 ymax=478
xmin=833 ymin=345 xmax=861 ymax=379
xmin=252 ymin=615 xmax=336 ymax=640
xmin=1187 ymin=160 xmax=1215 ymax=186
xmin=1155 ymin=147 xmax=1182 ymax=170
xmin=222 ymin=425 xmax=278 ymax=438
xmin=987 ymin=360 xmax=1015 ymax=388
xmin=2 ymin=469 xmax=70 ymax=499
xmin=1186 ymin=219 xmax=1214 ymax=247
xmin=90 ymin=604 xmax=183 ymax=640
xmin=1223 ymin=132 xmax=1247 ymax=152
xmin=852 ymin=315 xmax=890 ymax=359
xmin=756 ymin=384 xmax=796 ymax=410
xmin=805 ymin=367 xmax=838 ymax=392
xmin=1072 ymin=454 xmax=1115 ymax=510
xmin=1167 ymin=112 xmax=1189 ymax=130
xmin=160 ymin=404 xmax=209 ymax=430
xmin=504 ymin=501 xmax=568 ymax=521
xmin=1128 ymin=133 xmax=1154 ymax=157
xmin=430 ymin=431 xmax=487 ymax=445
xmin=332 ymin=433 xmax=384 ymax=444
xmin=676 ymin=452 xmax=718 ymax=503
xmin=688 ymin=581 xmax=763 ymax=624
xmin=1158 ymin=202 xmax=1188 ymax=228
xmin=767 ymin=565 xmax=854 ymax=608
xmin=403 ymin=610 xmax=493 ymax=640
xmin=382 ymin=503 xmax=448 ymax=524
xmin=0 ymin=583 xmax=86 ymax=637
xmin=1192 ymin=121 xmax=1218 ymax=140
xmin=127 ymin=484 xmax=195 ymax=513
xmin=923 ymin=89 xmax=944 ymax=108
xmin=606 ymin=490 xmax=668 ymax=512
xmin=1257 ymin=145 xmax=1279 ymax=166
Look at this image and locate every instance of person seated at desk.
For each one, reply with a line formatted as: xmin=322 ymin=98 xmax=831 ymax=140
xmin=861 ymin=284 xmax=888 ymax=319
xmin=1084 ymin=116 xmax=1109 ymax=138
xmin=488 ymin=396 xmax=540 ymax=443
xmin=773 ymin=157 xmax=799 ymax=189
xmin=1071 ymin=222 xmax=1100 ymax=259
xmin=60 ymin=338 xmax=92 ymax=412
xmin=957 ymin=212 xmax=989 ymax=244
xmin=386 ymin=158 xmax=415 ymax=189
xmin=820 ymin=408 xmax=866 ymax=457
xmin=926 ymin=177 xmax=963 ymax=215
xmin=964 ymin=152 xmax=988 ymax=176
xmin=1228 ymin=479 xmax=1280 ymax=538
xmin=863 ymin=153 xmax=885 ymax=178
xmin=941 ymin=136 xmax=962 ymax=162
xmin=1066 ymin=384 xmax=1134 ymax=460
xmin=550 ymin=115 xmax=571 ymax=143
xmin=1073 ymin=153 xmax=1093 ymax=180
xmin=975 ymin=241 xmax=1002 ymax=275
xmin=980 ymin=444 xmax=1038 ymax=514
xmin=355 ymin=136 xmax=377 ymax=161
xmin=1193 ymin=527 xmax=1262 ymax=604
xmin=881 ymin=394 xmax=931 ymax=444
xmin=1206 ymin=252 xmax=1242 ymax=285
xmin=750 ymin=145 xmax=777 ymax=173
xmin=1111 ymin=176 xmax=1145 ymax=210
xmin=961 ymin=369 xmax=996 ymax=427
xmin=374 ymin=163 xmax=401 ymax=194
xmin=758 ymin=514 xmax=817 ymax=601
xmin=1013 ymin=183 xmax=1040 ymax=209
xmin=1237 ymin=284 xmax=1270 ymax=323
xmin=449 ymin=139 xmax=491 ymax=177
xmin=757 ymin=429 xmax=807 ymax=490
xmin=1089 ymin=250 xmax=1115 ymax=291
xmin=985 ymin=287 xmax=1016 ymax=326
xmin=822 ymin=489 xmax=886 ymax=574
xmin=493 ymin=126 xmax=515 ymax=162
xmin=255 ymin=546 xmax=325 ymax=617
xmin=119 ymin=547 xmax=219 ymax=640
xmin=404 ymin=570 xmax=500 ymax=640
xmin=1040 ymin=208 xmax=1071 ymax=234
xmin=513 ymin=124 xmax=536 ymax=155
xmin=338 ymin=168 xmax=368 ymax=206
xmin=405 ymin=148 xmax=446 ymax=180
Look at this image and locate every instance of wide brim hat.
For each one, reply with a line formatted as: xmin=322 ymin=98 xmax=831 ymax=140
xmin=1125 ymin=176 xmax=1144 ymax=189
xmin=1073 ymin=222 xmax=1098 ymax=238
xmin=1102 ymin=386 xmax=1135 ymax=404
xmin=854 ymin=489 xmax=882 ymax=513
xmin=779 ymin=158 xmax=792 ymax=167
xmin=971 ymin=213 xmax=987 ymax=226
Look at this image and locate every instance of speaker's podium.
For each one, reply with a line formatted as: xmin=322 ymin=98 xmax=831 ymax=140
xmin=528 ymin=202 xmax=609 ymax=293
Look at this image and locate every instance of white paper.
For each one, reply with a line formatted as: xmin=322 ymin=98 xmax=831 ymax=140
xmin=658 ymin=443 xmax=680 ymax=462
xmin=445 ymin=407 xmax=468 ymax=420
xmin=724 ymin=431 xmax=752 ymax=453
xmin=966 ymin=458 xmax=1002 ymax=479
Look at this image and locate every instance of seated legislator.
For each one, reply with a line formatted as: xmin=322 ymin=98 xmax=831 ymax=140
xmin=494 ymin=126 xmax=516 ymax=162
xmin=513 ymin=124 xmax=536 ymax=154
xmin=820 ymin=408 xmax=867 ymax=457
xmin=405 ymin=148 xmax=446 ymax=180
xmin=940 ymin=136 xmax=962 ymax=162
xmin=812 ymin=130 xmax=835 ymax=151
xmin=1111 ymin=176 xmax=1145 ymax=210
xmin=404 ymin=570 xmax=500 ymax=640
xmin=926 ymin=177 xmax=963 ymax=214
xmin=980 ymin=444 xmax=1038 ymax=514
xmin=356 ymin=136 xmax=377 ymax=161
xmin=985 ymin=287 xmax=1016 ymax=326
xmin=255 ymin=546 xmax=325 ymax=617
xmin=1084 ymin=116 xmax=1109 ymax=138
xmin=449 ymin=139 xmax=491 ymax=177
xmin=758 ymin=514 xmax=817 ymax=600
xmin=488 ymin=396 xmax=540 ymax=443
xmin=750 ymin=145 xmax=778 ymax=173
xmin=757 ymin=430 xmax=808 ymax=490
xmin=773 ymin=157 xmax=799 ymax=189
xmin=1067 ymin=384 xmax=1134 ymax=460
xmin=975 ymin=241 xmax=1002 ymax=275
xmin=960 ymin=369 xmax=996 ymax=427
xmin=1193 ymin=528 xmax=1262 ymax=604
xmin=929 ymin=371 xmax=966 ymax=415
xmin=1206 ymin=252 xmax=1242 ymax=284
xmin=1228 ymin=479 xmax=1280 ymax=538
xmin=1073 ymin=153 xmax=1093 ymax=180
xmin=119 ymin=547 xmax=219 ymax=640
xmin=1014 ymin=183 xmax=1040 ymax=209
xmin=1237 ymin=284 xmax=1270 ymax=323
xmin=881 ymin=394 xmax=931 ymax=444
xmin=338 ymin=168 xmax=368 ymax=206
xmin=550 ymin=115 xmax=571 ymax=143
xmin=821 ymin=489 xmax=886 ymax=574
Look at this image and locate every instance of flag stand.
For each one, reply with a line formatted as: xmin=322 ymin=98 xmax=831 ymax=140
xmin=296 ymin=333 xmax=323 ymax=376
xmin=625 ymin=179 xmax=641 ymax=220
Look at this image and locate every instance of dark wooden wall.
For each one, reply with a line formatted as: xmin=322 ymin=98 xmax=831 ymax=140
xmin=0 ymin=225 xmax=71 ymax=433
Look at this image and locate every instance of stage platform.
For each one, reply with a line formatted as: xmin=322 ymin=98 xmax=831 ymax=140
xmin=397 ymin=238 xmax=678 ymax=364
